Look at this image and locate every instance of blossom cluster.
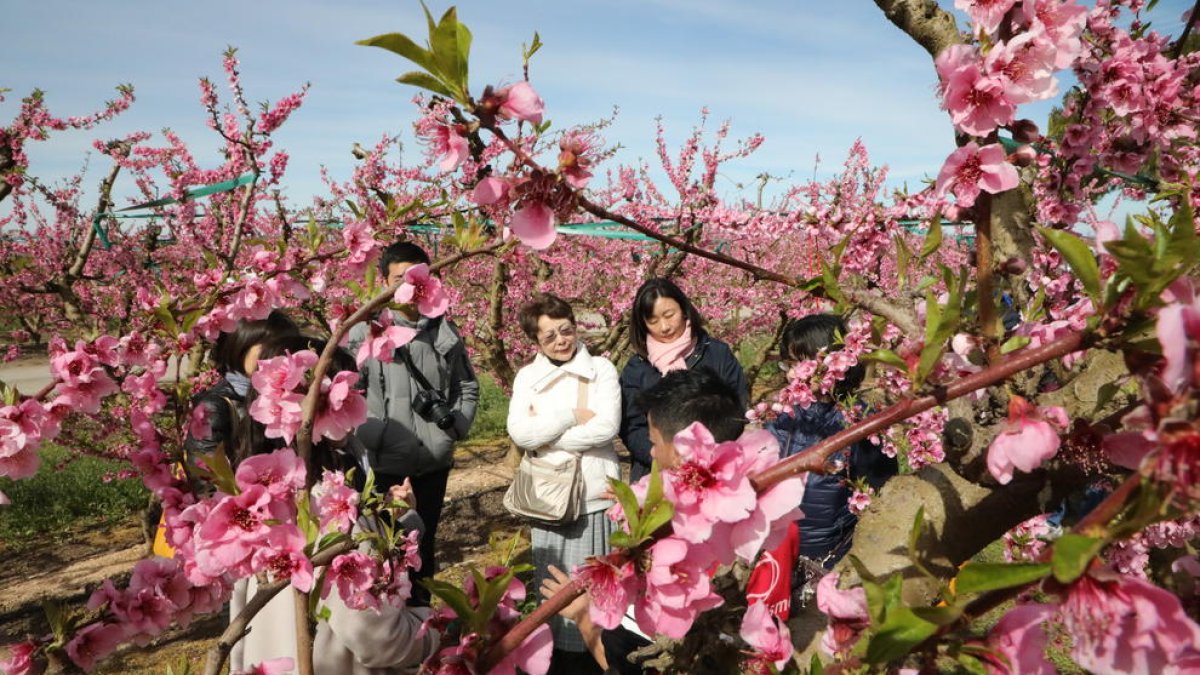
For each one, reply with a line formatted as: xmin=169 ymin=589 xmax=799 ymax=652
xmin=577 ymin=424 xmax=805 ymax=640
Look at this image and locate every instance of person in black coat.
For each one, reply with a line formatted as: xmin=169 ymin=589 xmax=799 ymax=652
xmin=765 ymin=314 xmax=897 ymax=567
xmin=618 ymin=278 xmax=748 ymax=482
xmin=183 ymin=311 xmax=299 ymax=461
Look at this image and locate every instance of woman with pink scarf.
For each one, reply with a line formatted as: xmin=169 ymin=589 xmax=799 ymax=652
xmin=618 ymin=277 xmax=748 ymax=482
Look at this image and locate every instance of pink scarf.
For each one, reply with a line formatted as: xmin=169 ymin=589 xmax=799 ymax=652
xmin=647 ymin=323 xmax=694 ymax=374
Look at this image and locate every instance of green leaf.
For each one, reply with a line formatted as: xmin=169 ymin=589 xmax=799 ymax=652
xmin=1051 ymin=534 xmax=1105 ymax=583
xmin=423 ymin=578 xmax=476 ymax=626
xmin=1040 ymin=228 xmax=1101 ymax=301
xmin=954 ymin=562 xmax=1050 ymax=595
xmin=895 ymin=235 xmax=912 ymax=289
xmin=866 ymin=607 xmax=939 ymax=664
xmin=355 ymin=32 xmax=436 ymax=73
xmin=821 ymin=260 xmax=845 ymax=305
xmin=395 ymin=71 xmax=457 ymax=99
xmin=911 ymin=604 xmax=962 ymax=626
xmin=610 ymin=478 xmax=642 ymax=537
xmin=809 ymin=653 xmax=825 ymax=675
xmin=471 ymin=567 xmax=514 ymax=635
xmin=862 ymin=349 xmax=909 ymax=372
xmin=907 ymin=506 xmax=925 ymax=564
xmin=430 ymin=7 xmax=470 ymax=101
xmin=639 ymin=500 xmax=674 ymax=541
xmin=609 ymin=530 xmax=638 ymax=549
xmin=920 ymin=215 xmax=943 ymax=260
xmin=999 ymin=335 xmax=1032 ymax=354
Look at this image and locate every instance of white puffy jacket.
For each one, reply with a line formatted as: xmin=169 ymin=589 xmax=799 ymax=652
xmin=506 ymin=343 xmax=621 ymax=513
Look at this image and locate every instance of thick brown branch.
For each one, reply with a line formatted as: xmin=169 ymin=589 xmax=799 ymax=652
xmin=871 ymin=0 xmax=962 ymax=59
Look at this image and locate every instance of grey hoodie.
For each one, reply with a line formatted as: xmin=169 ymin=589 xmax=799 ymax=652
xmin=347 ymin=312 xmax=479 ymax=476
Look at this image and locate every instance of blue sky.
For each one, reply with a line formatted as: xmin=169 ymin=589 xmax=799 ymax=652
xmin=1 ymin=0 xmax=1192 ymax=216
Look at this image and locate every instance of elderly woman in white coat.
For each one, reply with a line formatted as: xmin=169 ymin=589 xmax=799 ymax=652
xmin=506 ymin=293 xmax=621 ymax=659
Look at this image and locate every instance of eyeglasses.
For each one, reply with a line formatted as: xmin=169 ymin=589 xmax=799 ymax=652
xmin=538 ymin=324 xmax=576 ymax=345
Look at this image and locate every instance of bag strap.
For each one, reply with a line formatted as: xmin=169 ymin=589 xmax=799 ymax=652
xmin=398 ymin=345 xmax=438 ymax=394
xmin=576 ymin=374 xmax=588 ymax=410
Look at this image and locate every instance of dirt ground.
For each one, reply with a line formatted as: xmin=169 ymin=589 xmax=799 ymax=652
xmin=0 ymin=440 xmax=526 ymax=673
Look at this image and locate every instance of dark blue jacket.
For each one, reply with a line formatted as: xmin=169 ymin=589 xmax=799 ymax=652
xmin=767 ymin=402 xmax=898 ymax=566
xmin=619 ymin=334 xmax=748 ymax=482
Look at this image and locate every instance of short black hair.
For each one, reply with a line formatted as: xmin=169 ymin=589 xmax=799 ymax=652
xmin=638 ymin=367 xmax=745 ymax=443
xmin=378 ymin=241 xmax=431 ymax=276
xmin=780 ymin=314 xmax=865 ymax=396
xmin=629 ymin=277 xmax=706 ymax=358
xmin=210 ymin=311 xmax=300 ymax=375
xmin=518 ymin=293 xmax=575 ymax=341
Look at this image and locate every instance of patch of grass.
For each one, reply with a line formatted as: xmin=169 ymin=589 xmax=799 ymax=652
xmin=0 ymin=443 xmax=149 ymax=549
xmin=465 ymin=373 xmax=510 ymax=443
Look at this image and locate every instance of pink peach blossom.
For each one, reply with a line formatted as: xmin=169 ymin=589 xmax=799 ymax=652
xmin=394 ymin=263 xmax=449 ymax=318
xmin=311 ymin=470 xmax=359 ymax=534
xmin=1060 ymin=568 xmax=1200 ymax=673
xmin=495 ymin=81 xmax=544 ymax=125
xmin=471 ymin=176 xmax=510 ymax=206
xmin=987 ymin=395 xmax=1068 ymax=484
xmin=740 ymin=601 xmax=794 ymax=671
xmin=252 ymin=525 xmax=314 ymax=592
xmin=313 ymin=370 xmax=367 ymax=443
xmin=430 ymin=123 xmax=469 ymax=171
xmin=65 ymin=622 xmax=127 ymax=672
xmin=984 ymin=603 xmax=1056 ymax=674
xmin=816 ymin=572 xmax=869 ymax=656
xmin=956 ymin=0 xmax=1018 ymax=35
xmin=235 ymin=448 xmax=306 ymax=500
xmin=936 ymin=142 xmax=1020 ymax=208
xmin=636 ymin=535 xmax=723 ymax=639
xmin=492 ymin=623 xmax=552 ymax=675
xmin=1155 ymin=280 xmax=1200 ymax=393
xmin=324 ymin=551 xmax=378 ymax=610
xmin=510 ymin=202 xmax=557 ymax=250
xmin=354 ymin=310 xmax=418 ymax=367
xmin=576 ymin=554 xmax=639 ymax=629
xmin=0 ymin=641 xmax=37 ymax=675
xmin=936 ymin=44 xmax=1016 ymax=136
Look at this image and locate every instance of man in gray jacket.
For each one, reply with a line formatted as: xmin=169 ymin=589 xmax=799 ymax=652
xmin=348 ymin=241 xmax=479 ymax=605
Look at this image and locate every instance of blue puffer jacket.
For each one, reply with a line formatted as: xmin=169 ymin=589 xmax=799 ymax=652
xmin=767 ymin=402 xmax=898 ymax=566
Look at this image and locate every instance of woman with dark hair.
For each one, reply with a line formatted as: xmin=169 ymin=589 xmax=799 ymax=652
xmin=228 ymin=333 xmax=439 ymax=675
xmin=618 ymin=278 xmax=748 ymax=482
xmin=506 ymin=293 xmax=620 ymax=669
xmin=184 ymin=310 xmax=300 ymax=460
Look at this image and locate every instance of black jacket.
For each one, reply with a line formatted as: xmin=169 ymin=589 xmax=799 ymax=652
xmin=618 ymin=334 xmax=748 ymax=482
xmin=183 ymin=377 xmax=245 ymax=460
xmin=767 ymin=401 xmax=898 ymax=565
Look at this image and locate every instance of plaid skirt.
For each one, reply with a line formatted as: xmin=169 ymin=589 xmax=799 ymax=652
xmin=531 ymin=508 xmax=615 ymax=652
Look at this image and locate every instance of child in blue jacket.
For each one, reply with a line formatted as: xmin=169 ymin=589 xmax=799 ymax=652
xmin=766 ymin=314 xmax=898 ymax=567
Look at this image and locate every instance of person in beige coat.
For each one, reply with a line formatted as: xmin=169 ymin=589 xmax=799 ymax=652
xmin=506 ymin=293 xmax=621 ymax=667
xmin=226 ymin=335 xmax=440 ymax=674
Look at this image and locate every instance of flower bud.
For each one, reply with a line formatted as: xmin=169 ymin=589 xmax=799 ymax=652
xmin=1000 ymin=257 xmax=1028 ymax=275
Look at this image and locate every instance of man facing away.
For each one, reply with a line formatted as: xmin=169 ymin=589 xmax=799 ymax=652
xmin=348 ymin=241 xmax=479 ymax=605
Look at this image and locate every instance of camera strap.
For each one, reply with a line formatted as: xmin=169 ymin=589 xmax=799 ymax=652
xmin=397 ymin=343 xmax=439 ymax=395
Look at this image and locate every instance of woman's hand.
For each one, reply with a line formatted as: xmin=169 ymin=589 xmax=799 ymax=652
xmin=387 ymin=478 xmax=415 ymax=517
xmin=540 ymin=564 xmax=591 ymax=624
xmin=573 ymin=407 xmax=596 ymax=424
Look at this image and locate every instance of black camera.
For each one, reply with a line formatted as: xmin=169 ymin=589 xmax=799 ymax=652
xmin=412 ymin=389 xmax=456 ymax=431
